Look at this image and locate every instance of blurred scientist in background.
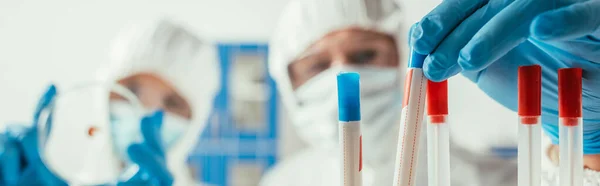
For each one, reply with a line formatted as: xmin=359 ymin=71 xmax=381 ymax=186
xmin=262 ymin=0 xmax=526 ymax=185
xmin=0 ymin=19 xmax=219 ymax=185
xmin=260 ymin=0 xmax=411 ymax=185
xmin=105 ymin=19 xmax=219 ymax=186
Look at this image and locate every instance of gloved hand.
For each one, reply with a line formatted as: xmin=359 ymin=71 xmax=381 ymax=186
xmin=117 ymin=110 xmax=174 ymax=186
xmin=410 ymin=0 xmax=600 ymax=153
xmin=0 ymin=85 xmax=67 ymax=185
xmin=0 ymin=85 xmax=174 ymax=186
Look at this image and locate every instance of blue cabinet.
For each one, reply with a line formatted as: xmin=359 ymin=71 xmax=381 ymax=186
xmin=189 ymin=43 xmax=278 ymax=186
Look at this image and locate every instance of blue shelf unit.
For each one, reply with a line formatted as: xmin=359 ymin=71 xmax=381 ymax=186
xmin=189 ymin=43 xmax=278 ymax=186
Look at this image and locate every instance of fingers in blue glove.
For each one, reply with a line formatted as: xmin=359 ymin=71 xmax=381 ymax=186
xmin=127 ymin=144 xmax=173 ymax=186
xmin=457 ymin=0 xmax=573 ymax=71
xmin=18 ymin=166 xmax=66 ymax=186
xmin=421 ymin=0 xmax=514 ymax=81
xmin=22 ymin=85 xmax=57 ymax=172
xmin=531 ymin=0 xmax=600 ymax=41
xmin=141 ymin=110 xmax=165 ymax=156
xmin=125 ymin=110 xmax=173 ymax=185
xmin=407 ymin=23 xmax=418 ymax=46
xmin=33 ymin=85 xmax=58 ymax=140
xmin=410 ymin=0 xmax=489 ymax=55
xmin=0 ymin=136 xmax=21 ymax=185
xmin=33 ymin=85 xmax=57 ymax=124
xmin=117 ymin=179 xmax=161 ymax=186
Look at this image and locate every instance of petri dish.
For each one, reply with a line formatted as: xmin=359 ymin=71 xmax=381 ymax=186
xmin=36 ymin=81 xmax=145 ymax=185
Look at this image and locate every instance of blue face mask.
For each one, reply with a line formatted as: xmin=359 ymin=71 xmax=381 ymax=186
xmin=160 ymin=112 xmax=189 ymax=148
xmin=110 ymin=101 xmax=144 ymax=163
xmin=109 ymin=101 xmax=189 ymax=162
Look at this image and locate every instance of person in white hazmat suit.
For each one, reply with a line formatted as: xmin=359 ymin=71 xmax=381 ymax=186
xmin=0 ymin=19 xmax=218 ymax=185
xmin=105 ymin=19 xmax=219 ymax=186
xmin=259 ymin=0 xmax=416 ymax=185
xmin=260 ymin=0 xmax=522 ymax=185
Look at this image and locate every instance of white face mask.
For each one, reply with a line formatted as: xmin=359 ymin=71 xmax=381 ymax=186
xmin=293 ymin=65 xmax=403 ymax=163
xmin=109 ymin=101 xmax=189 ymax=162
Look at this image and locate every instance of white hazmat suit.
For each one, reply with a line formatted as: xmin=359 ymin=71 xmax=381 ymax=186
xmin=105 ymin=19 xmax=219 ymax=186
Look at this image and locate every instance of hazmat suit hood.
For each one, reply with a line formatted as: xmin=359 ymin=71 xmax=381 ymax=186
xmin=102 ymin=19 xmax=219 ymax=186
xmin=264 ymin=0 xmax=408 ymax=185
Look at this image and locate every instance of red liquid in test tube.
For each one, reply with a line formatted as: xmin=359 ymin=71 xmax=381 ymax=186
xmin=426 ymin=80 xmax=449 ymax=186
xmin=558 ymin=68 xmax=583 ymax=186
xmin=517 ymin=65 xmax=541 ymax=186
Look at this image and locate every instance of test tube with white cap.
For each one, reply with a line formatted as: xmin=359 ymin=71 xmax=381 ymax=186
xmin=393 ymin=50 xmax=427 ymax=186
xmin=426 ymin=79 xmax=449 ymax=186
xmin=337 ymin=72 xmax=362 ymax=186
xmin=517 ymin=65 xmax=542 ymax=186
xmin=558 ymin=68 xmax=583 ymax=186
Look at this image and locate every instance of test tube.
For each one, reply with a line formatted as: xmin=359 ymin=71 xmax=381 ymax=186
xmin=393 ymin=50 xmax=427 ymax=186
xmin=426 ymin=80 xmax=449 ymax=186
xmin=558 ymin=68 xmax=583 ymax=186
xmin=337 ymin=72 xmax=362 ymax=186
xmin=517 ymin=65 xmax=542 ymax=186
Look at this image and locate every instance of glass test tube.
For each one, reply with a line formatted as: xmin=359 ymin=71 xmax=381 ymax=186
xmin=426 ymin=80 xmax=450 ymax=186
xmin=393 ymin=51 xmax=427 ymax=186
xmin=517 ymin=65 xmax=541 ymax=186
xmin=337 ymin=72 xmax=362 ymax=186
xmin=558 ymin=68 xmax=583 ymax=186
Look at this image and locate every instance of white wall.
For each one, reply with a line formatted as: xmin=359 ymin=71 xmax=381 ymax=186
xmin=0 ymin=0 xmax=289 ymax=126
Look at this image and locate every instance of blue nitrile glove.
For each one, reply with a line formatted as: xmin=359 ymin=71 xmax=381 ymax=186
xmin=0 ymin=85 xmax=173 ymax=186
xmin=0 ymin=85 xmax=67 ymax=185
xmin=116 ymin=110 xmax=173 ymax=186
xmin=410 ymin=0 xmax=600 ymax=153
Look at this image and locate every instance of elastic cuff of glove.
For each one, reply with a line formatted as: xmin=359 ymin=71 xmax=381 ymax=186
xmin=584 ymin=144 xmax=600 ymax=155
xmin=584 ymin=126 xmax=600 ymax=154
